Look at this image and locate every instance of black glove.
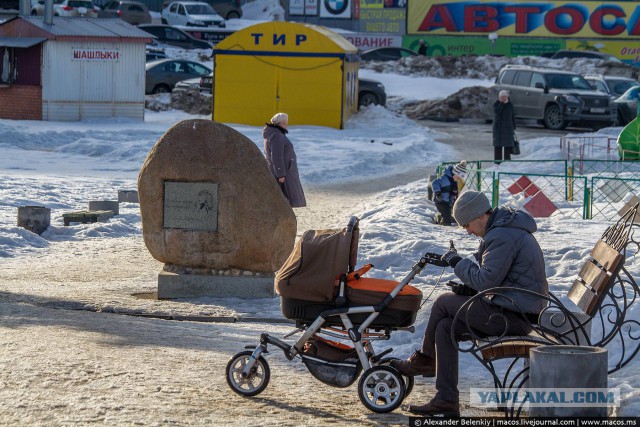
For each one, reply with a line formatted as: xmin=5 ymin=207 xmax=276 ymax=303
xmin=424 ymin=252 xmax=448 ymax=267
xmin=448 ymin=281 xmax=478 ymax=296
xmin=435 ymin=192 xmax=443 ymax=203
xmin=441 ymin=241 xmax=461 ymax=267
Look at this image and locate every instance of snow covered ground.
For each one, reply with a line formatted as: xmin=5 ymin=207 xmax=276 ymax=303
xmin=1 ymin=1 xmax=640 ymax=421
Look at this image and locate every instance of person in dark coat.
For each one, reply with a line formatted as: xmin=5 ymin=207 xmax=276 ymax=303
xmin=431 ymin=161 xmax=467 ymax=226
xmin=391 ymin=191 xmax=548 ymax=417
xmin=417 ymin=39 xmax=428 ymax=56
xmin=493 ymin=90 xmax=517 ymax=163
xmin=262 ymin=112 xmax=306 ymax=208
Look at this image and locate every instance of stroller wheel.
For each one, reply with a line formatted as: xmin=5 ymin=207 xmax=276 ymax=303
xmin=378 ymin=357 xmax=414 ymax=397
xmin=226 ymin=350 xmax=271 ymax=397
xmin=358 ymin=366 xmax=406 ymax=413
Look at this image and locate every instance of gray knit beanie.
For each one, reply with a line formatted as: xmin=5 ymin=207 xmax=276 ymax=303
xmin=453 ymin=191 xmax=491 ymax=226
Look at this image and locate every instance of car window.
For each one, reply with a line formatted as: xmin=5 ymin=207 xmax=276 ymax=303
xmin=514 ymin=71 xmax=531 ymax=87
xmin=590 ymin=81 xmax=607 ymax=93
xmin=546 ymin=73 xmax=591 ymax=90
xmin=165 ymin=28 xmax=187 ymax=41
xmin=189 ymin=63 xmax=209 ymax=75
xmin=129 ymin=4 xmax=144 ymax=10
xmin=187 ymin=3 xmax=214 ymax=13
xmin=499 ymin=70 xmax=516 ymax=85
xmin=178 ymin=4 xmax=186 ymax=14
xmin=170 ymin=3 xmax=177 ymax=12
xmin=530 ymin=73 xmax=545 ymax=88
xmin=104 ymin=1 xmax=116 ymax=8
xmin=611 ymin=81 xmax=637 ymax=96
xmin=68 ymin=0 xmax=93 ymax=7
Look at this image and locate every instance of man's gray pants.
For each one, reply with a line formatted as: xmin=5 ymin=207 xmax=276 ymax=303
xmin=420 ymin=293 xmax=532 ymax=403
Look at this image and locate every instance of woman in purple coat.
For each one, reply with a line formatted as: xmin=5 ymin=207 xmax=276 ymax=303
xmin=263 ymin=113 xmax=307 ymax=208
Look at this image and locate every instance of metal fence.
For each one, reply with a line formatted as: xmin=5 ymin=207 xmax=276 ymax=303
xmin=433 ymin=159 xmax=640 ymax=221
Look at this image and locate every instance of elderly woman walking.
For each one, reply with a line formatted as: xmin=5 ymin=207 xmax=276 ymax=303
xmin=263 ymin=112 xmax=306 ymax=208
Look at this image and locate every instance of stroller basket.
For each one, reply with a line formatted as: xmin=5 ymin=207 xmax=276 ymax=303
xmin=301 ymin=336 xmax=362 ymax=387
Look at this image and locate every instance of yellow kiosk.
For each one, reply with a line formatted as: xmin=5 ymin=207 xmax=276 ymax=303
xmin=212 ymin=22 xmax=359 ymax=129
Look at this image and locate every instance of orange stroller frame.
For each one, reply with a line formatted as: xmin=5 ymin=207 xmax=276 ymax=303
xmin=225 ymin=217 xmax=445 ymax=413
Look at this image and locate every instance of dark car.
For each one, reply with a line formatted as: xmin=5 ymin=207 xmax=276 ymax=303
xmin=614 ymin=86 xmax=640 ymax=126
xmin=98 ymin=0 xmax=151 ymax=25
xmin=138 ymin=24 xmax=212 ymax=50
xmin=0 ymin=0 xmax=18 ymax=10
xmin=360 ymin=47 xmax=418 ymax=61
xmin=551 ymin=50 xmax=622 ymax=63
xmin=358 ymin=78 xmax=386 ymax=109
xmin=162 ymin=0 xmax=241 ymax=19
xmin=583 ymin=74 xmax=639 ymax=100
xmin=189 ymin=74 xmax=385 ymax=108
xmin=145 ymin=59 xmax=212 ymax=94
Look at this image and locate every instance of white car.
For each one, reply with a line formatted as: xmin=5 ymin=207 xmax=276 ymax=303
xmin=161 ymin=1 xmax=225 ymax=28
xmin=31 ymin=0 xmax=98 ymax=17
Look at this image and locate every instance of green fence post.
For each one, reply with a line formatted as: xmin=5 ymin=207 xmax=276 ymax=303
xmin=584 ymin=186 xmax=591 ymax=220
xmin=492 ymin=173 xmax=499 ymax=208
xmin=567 ymin=166 xmax=573 ymax=202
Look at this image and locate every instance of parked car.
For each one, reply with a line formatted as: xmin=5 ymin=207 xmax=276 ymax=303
xmin=492 ymin=65 xmax=617 ymax=130
xmin=0 ymin=0 xmax=18 ymax=10
xmin=360 ymin=47 xmax=418 ymax=61
xmin=31 ymin=0 xmax=98 ymax=17
xmin=174 ymin=72 xmax=212 ymax=93
xmin=145 ymin=59 xmax=212 ymax=94
xmin=551 ymin=49 xmax=622 ymax=63
xmin=583 ymin=74 xmax=639 ymax=100
xmin=161 ymin=1 xmax=225 ymax=28
xmin=358 ymin=78 xmax=386 ymax=108
xmin=98 ymin=0 xmax=151 ymax=25
xmin=138 ymin=24 xmax=213 ymax=50
xmin=181 ymin=74 xmax=385 ymax=108
xmin=614 ymin=86 xmax=640 ymax=126
xmin=163 ymin=0 xmax=240 ymax=19
xmin=146 ymin=50 xmax=167 ymax=61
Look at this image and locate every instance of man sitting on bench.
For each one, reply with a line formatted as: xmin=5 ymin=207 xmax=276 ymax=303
xmin=391 ymin=191 xmax=549 ymax=417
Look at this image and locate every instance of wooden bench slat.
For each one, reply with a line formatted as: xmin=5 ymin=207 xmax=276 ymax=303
xmin=568 ymin=281 xmax=599 ymax=315
xmin=578 ymin=260 xmax=610 ymax=294
xmin=592 ymin=240 xmax=623 ymax=271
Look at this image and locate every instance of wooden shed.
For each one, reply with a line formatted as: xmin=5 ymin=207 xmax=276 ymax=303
xmin=0 ymin=16 xmax=151 ymax=121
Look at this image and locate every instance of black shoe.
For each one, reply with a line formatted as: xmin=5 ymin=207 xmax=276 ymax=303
xmin=409 ymin=398 xmax=460 ymax=417
xmin=389 ymin=351 xmax=435 ymax=377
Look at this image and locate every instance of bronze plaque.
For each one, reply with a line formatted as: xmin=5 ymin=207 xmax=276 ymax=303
xmin=163 ymin=181 xmax=218 ymax=230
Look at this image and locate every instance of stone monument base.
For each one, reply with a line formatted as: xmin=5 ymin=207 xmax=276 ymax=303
xmin=158 ymin=271 xmax=275 ymax=299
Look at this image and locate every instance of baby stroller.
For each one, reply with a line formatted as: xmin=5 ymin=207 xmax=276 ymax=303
xmin=225 ymin=217 xmax=443 ymax=413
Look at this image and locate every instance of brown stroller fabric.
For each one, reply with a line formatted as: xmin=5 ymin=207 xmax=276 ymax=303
xmin=275 ymin=219 xmax=359 ymax=302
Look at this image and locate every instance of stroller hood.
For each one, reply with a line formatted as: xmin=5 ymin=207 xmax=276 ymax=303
xmin=275 ymin=218 xmax=359 ymax=302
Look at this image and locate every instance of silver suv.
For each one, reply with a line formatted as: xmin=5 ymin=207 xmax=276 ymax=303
xmin=493 ymin=65 xmax=617 ymax=130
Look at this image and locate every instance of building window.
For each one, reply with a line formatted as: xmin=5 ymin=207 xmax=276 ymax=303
xmin=0 ymin=47 xmax=15 ymax=86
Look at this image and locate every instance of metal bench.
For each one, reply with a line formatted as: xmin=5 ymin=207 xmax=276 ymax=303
xmin=452 ymin=203 xmax=640 ymax=418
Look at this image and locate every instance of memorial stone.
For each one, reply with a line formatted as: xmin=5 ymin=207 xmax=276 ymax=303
xmin=138 ymin=119 xmax=297 ymax=298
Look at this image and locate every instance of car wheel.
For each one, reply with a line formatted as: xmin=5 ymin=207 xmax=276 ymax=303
xmin=543 ymin=104 xmax=566 ymax=130
xmin=161 ymin=18 xmax=168 ymax=24
xmin=226 ymin=11 xmax=239 ymax=19
xmin=152 ymin=84 xmax=171 ymax=94
xmin=358 ymin=92 xmax=379 ymax=109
